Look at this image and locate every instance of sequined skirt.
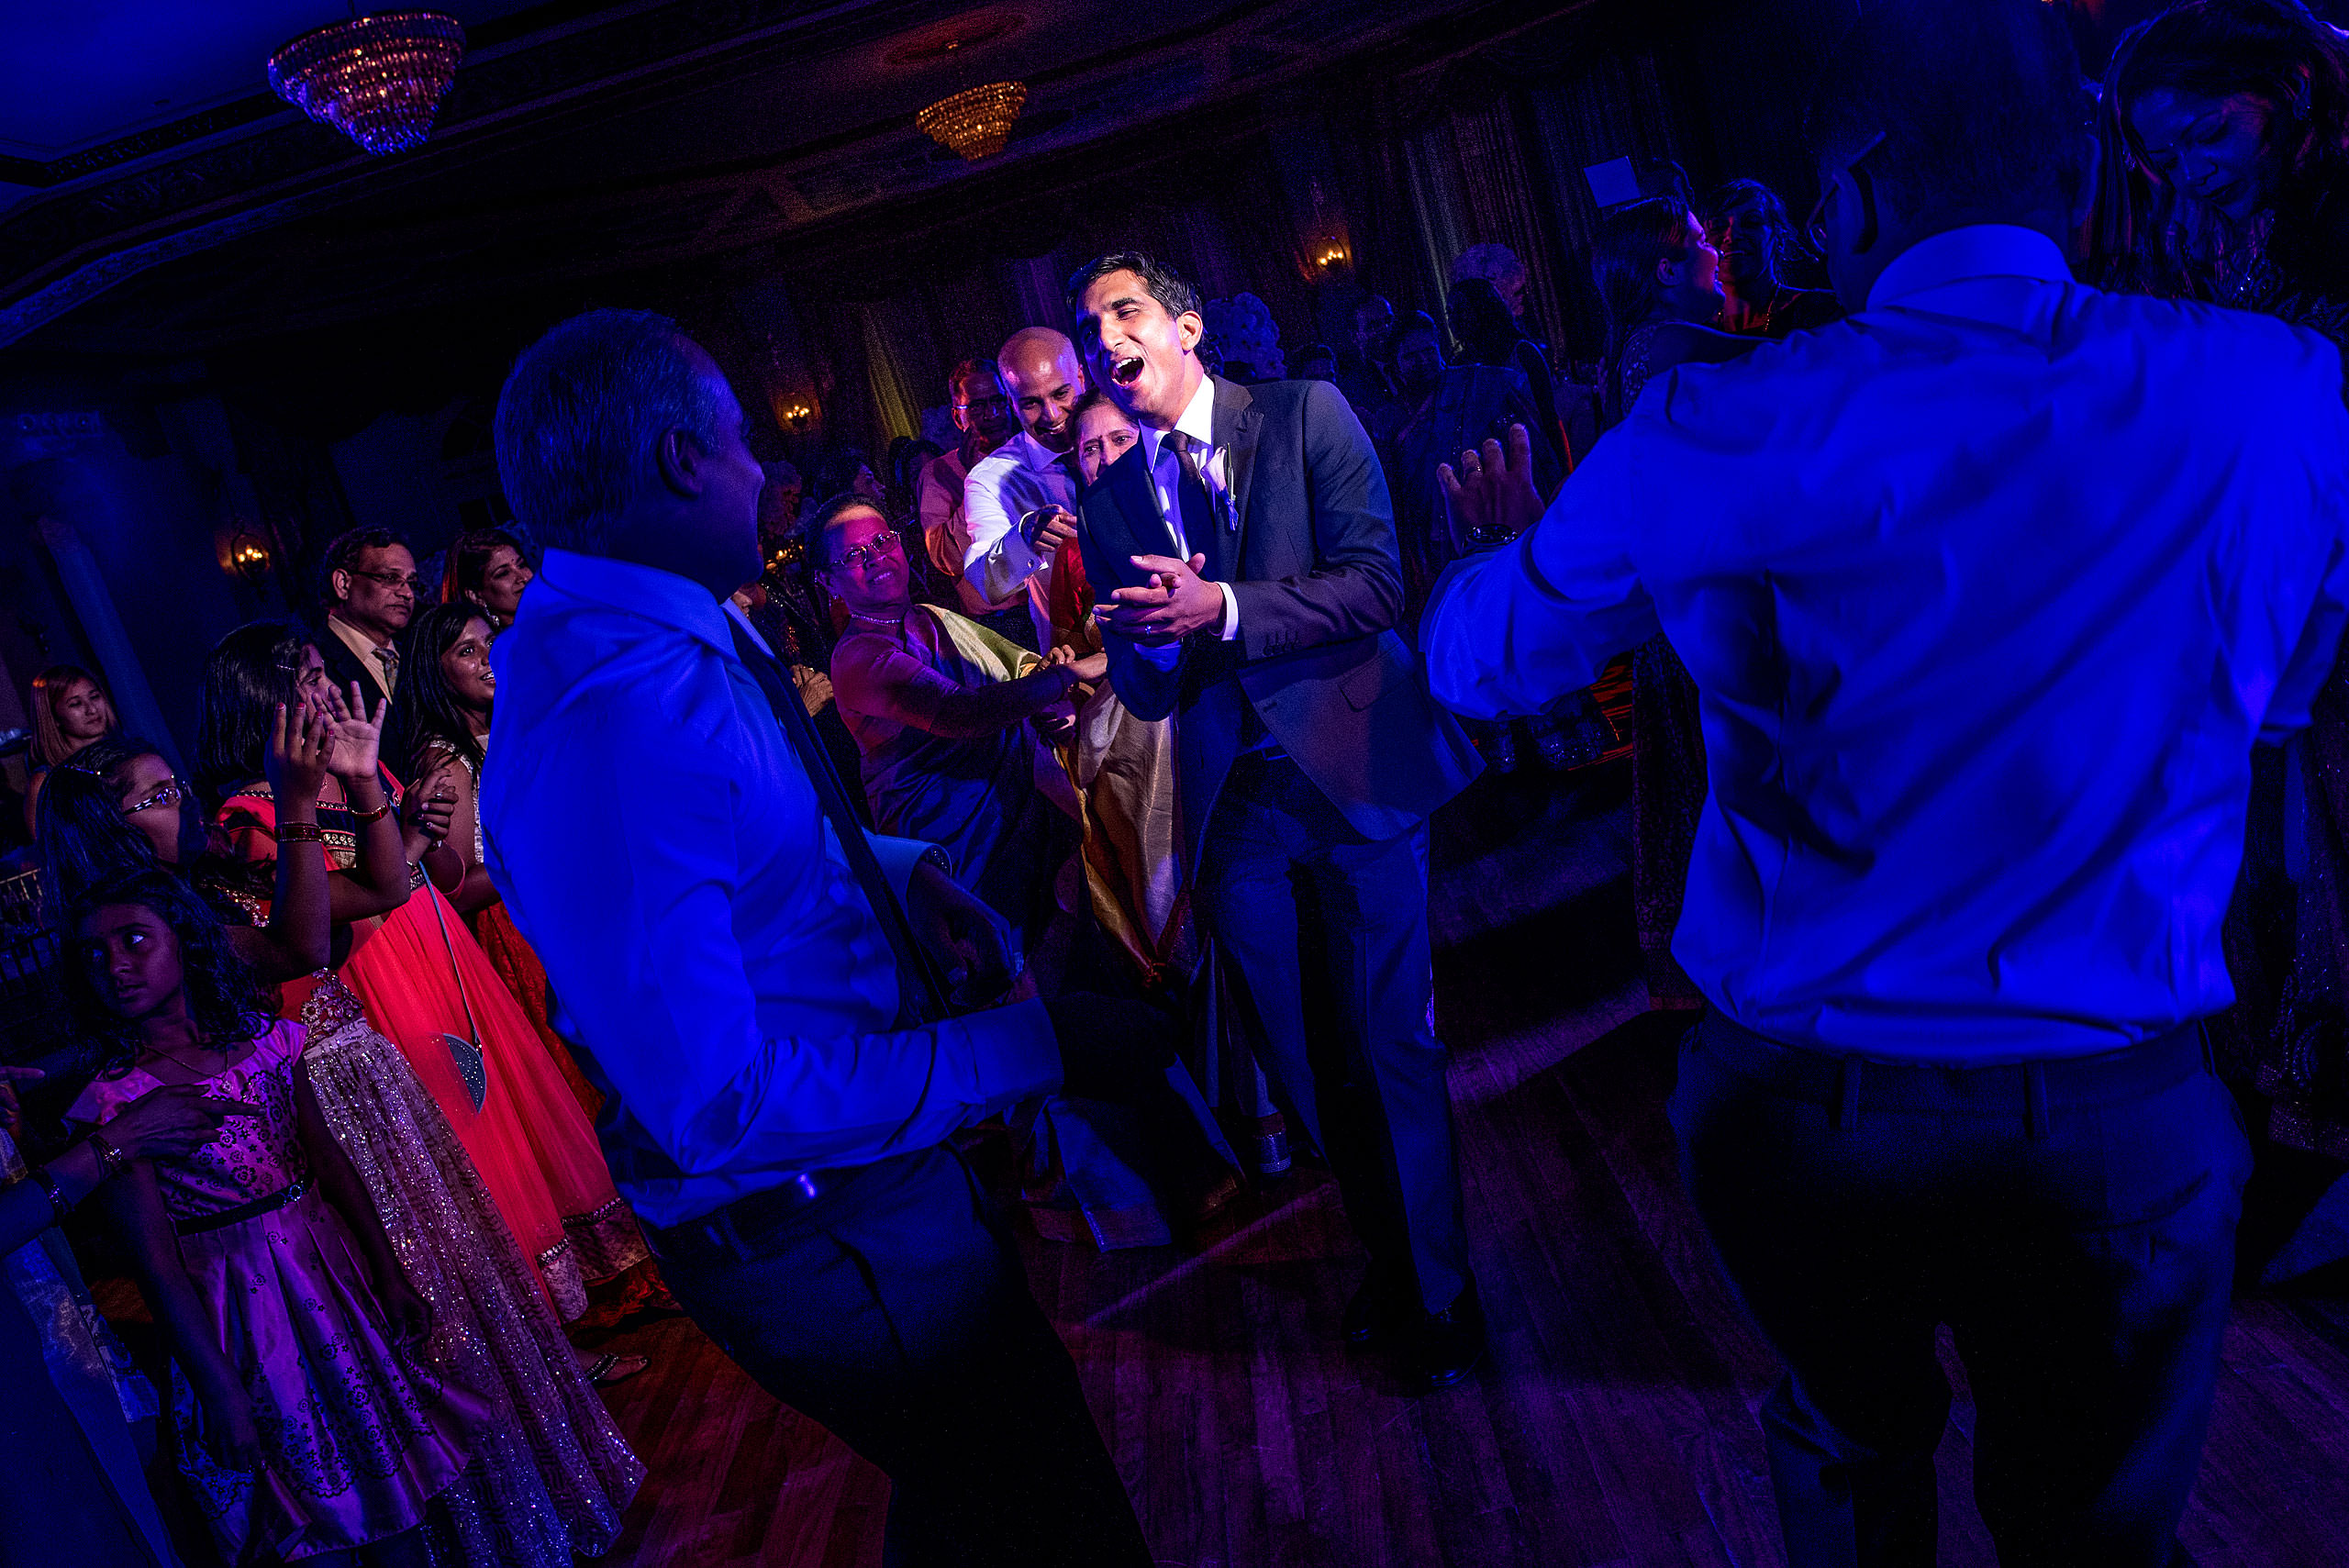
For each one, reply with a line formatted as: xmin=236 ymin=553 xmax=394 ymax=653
xmin=298 ymin=976 xmax=644 ymax=1564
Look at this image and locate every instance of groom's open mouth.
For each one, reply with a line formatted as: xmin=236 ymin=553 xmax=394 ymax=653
xmin=1112 ymin=356 xmax=1144 ymax=386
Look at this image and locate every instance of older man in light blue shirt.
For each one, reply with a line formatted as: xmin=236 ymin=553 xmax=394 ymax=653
xmin=482 ymin=309 xmax=1152 ymax=1568
xmin=1427 ymin=5 xmax=2349 ymax=1565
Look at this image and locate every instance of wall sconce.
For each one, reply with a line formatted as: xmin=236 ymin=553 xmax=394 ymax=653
xmin=229 ymin=533 xmax=273 ymax=586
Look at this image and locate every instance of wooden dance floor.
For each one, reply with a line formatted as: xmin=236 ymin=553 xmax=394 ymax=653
xmin=586 ymin=767 xmax=2349 ymax=1568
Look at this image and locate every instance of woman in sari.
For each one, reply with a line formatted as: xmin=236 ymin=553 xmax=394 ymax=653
xmin=816 ymin=492 xmax=1240 ymax=1247
xmin=195 ymin=621 xmax=650 ymax=1331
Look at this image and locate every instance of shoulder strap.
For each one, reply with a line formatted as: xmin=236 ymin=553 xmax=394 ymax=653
xmin=727 ymin=617 xmax=948 ymax=1025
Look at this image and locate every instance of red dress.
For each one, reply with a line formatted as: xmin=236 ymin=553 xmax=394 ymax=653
xmin=217 ymin=782 xmax=646 ymax=1319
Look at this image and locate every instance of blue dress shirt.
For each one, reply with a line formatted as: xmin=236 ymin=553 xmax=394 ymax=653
xmin=481 ymin=549 xmax=1059 ymax=1228
xmin=1424 ymin=226 xmax=2349 ymax=1062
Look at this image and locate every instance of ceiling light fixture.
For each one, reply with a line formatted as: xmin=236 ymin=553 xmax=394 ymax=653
xmin=268 ymin=9 xmax=466 ymax=156
xmin=918 ymin=79 xmax=1029 ymax=161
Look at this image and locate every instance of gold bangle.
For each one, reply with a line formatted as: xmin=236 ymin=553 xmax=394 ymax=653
xmin=276 ymin=821 xmax=326 ymax=844
xmin=350 ymin=800 xmax=393 ymax=825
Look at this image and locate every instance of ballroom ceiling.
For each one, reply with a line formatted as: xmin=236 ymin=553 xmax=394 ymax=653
xmin=0 ymin=0 xmax=1597 ymax=357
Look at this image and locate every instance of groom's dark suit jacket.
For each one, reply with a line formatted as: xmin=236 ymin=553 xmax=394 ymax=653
xmin=1076 ymin=375 xmax=1479 ymax=867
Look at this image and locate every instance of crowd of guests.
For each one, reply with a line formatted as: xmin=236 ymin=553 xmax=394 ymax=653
xmin=4 ymin=1 xmax=2349 ymax=1566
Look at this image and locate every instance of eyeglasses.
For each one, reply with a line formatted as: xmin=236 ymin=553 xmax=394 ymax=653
xmin=348 ymin=566 xmax=426 ymax=595
xmin=831 ymin=532 xmax=905 ymax=573
xmin=1805 ymin=130 xmax=1887 ymax=253
xmin=120 ymin=780 xmax=187 ymax=817
xmin=953 ymin=395 xmax=1011 ymax=417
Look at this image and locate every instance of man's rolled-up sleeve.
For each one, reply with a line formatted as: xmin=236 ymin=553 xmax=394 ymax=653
xmin=1422 ymin=419 xmax=1662 ymax=719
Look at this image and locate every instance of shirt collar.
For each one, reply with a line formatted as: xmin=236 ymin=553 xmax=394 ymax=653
xmin=1865 ymin=224 xmax=2073 ymax=311
xmin=1008 ymin=428 xmax=1074 ymax=473
xmin=325 ymin=610 xmax=387 ymax=655
xmin=536 ymin=547 xmax=740 ymax=660
xmin=1142 ymin=373 xmax=1220 ymax=468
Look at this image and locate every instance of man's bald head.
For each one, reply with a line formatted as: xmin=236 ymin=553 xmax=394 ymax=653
xmin=998 ymin=327 xmax=1089 ymax=452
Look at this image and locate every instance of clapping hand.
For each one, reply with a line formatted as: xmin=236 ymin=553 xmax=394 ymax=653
xmin=1027 ymin=505 xmax=1080 ymax=555
xmin=1100 ymin=553 xmax=1219 ymax=645
xmin=1437 ymin=423 xmax=1546 ymax=546
xmin=401 ymin=765 xmax=457 ymax=849
xmin=263 ymin=700 xmax=336 ymax=807
xmin=318 ymin=682 xmax=387 ymax=783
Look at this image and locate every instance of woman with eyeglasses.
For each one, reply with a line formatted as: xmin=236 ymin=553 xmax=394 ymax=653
xmin=814 ymin=492 xmax=1239 ymax=1248
xmin=195 ymin=622 xmax=651 ymax=1353
xmin=20 ymin=663 xmax=120 ymax=839
xmin=34 ymin=723 xmax=334 ymax=985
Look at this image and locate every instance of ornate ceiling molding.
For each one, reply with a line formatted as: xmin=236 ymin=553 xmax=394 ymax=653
xmin=2 ymin=0 xmax=1593 ymax=353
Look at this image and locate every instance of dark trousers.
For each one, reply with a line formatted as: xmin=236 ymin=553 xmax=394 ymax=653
xmin=649 ymin=1145 xmax=1152 ymax=1568
xmin=1197 ymin=752 xmax=1468 ymax=1312
xmin=1670 ymin=1009 xmax=2251 ymax=1568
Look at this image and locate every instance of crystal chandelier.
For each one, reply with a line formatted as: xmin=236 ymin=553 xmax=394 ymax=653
xmin=917 ymin=81 xmax=1029 ymax=161
xmin=268 ymin=10 xmax=466 ymax=156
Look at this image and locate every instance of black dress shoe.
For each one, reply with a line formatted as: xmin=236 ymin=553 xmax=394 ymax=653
xmin=1401 ymin=1284 xmax=1486 ymax=1392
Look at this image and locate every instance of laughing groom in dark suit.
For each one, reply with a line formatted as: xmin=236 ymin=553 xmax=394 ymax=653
xmin=1068 ymin=251 xmax=1485 ymax=1389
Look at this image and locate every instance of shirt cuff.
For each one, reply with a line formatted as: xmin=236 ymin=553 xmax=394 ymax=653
xmin=960 ymin=995 xmax=1062 ymax=1112
xmin=863 ymin=832 xmax=952 ymax=910
xmin=1217 ymin=580 xmax=1240 ymax=641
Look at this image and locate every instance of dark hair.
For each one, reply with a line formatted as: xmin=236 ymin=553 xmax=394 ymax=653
xmin=886 ymin=436 xmax=943 ymax=516
xmin=1063 ymin=251 xmax=1204 ymax=350
xmin=34 ymin=735 xmax=185 ymax=921
xmin=1805 ymin=0 xmax=2089 ymax=227
xmin=2102 ymin=0 xmax=2349 ymax=294
xmin=1699 ymin=177 xmax=1816 ymax=271
xmin=1376 ymin=310 xmax=1441 ymax=369
xmin=1446 ymin=277 xmax=1523 ymax=364
xmin=440 ymin=527 xmax=528 ymax=607
xmin=316 ymin=527 xmax=406 ymax=610
xmin=799 ymin=490 xmax=891 ymax=579
xmin=28 ymin=663 xmax=115 ymax=769
xmin=947 ymin=358 xmax=1006 ymax=398
xmin=1298 ymin=342 xmax=1337 ymax=364
xmin=65 ymin=867 xmax=273 ymax=1082
xmin=386 ymin=602 xmax=494 ymax=781
xmin=1069 ymin=387 xmax=1132 ymax=430
xmin=1592 ymin=197 xmax=1696 ymax=357
xmin=195 ymin=620 xmax=309 ymax=808
xmin=494 ymin=307 xmax=728 ymax=558
xmin=807 ymin=448 xmax=877 ymax=511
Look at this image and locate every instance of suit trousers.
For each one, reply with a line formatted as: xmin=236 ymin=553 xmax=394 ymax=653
xmin=1669 ymin=1008 xmax=2251 ymax=1568
xmin=1196 ymin=751 xmax=1469 ymax=1313
xmin=648 ymin=1144 xmax=1152 ymax=1568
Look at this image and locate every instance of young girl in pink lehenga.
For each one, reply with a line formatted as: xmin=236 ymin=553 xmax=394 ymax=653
xmin=69 ymin=868 xmax=492 ymax=1565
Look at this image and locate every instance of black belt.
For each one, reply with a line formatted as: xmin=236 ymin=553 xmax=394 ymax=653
xmin=1692 ymin=1010 xmax=2210 ymax=1133
xmin=645 ymin=1163 xmax=874 ymax=1268
xmin=175 ymin=1175 xmax=309 ymax=1236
